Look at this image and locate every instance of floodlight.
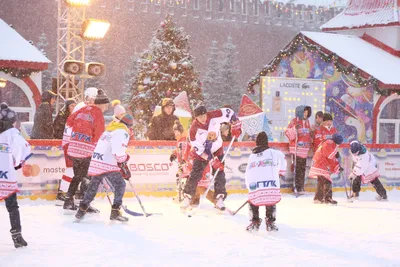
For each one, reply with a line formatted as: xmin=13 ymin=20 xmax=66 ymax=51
xmin=63 ymin=60 xmax=85 ymax=75
xmin=64 ymin=0 xmax=90 ymax=7
xmin=81 ymin=19 xmax=110 ymax=40
xmin=0 ymin=78 xmax=7 ymax=88
xmin=86 ymin=62 xmax=106 ymax=76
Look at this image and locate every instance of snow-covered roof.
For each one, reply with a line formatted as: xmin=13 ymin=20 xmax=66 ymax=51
xmin=0 ymin=19 xmax=50 ymax=69
xmin=321 ymin=0 xmax=400 ymax=31
xmin=301 ymin=31 xmax=400 ymax=85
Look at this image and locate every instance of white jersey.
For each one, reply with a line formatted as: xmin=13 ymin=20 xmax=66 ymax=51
xmin=351 ymin=151 xmax=379 ymax=183
xmin=0 ymin=128 xmax=31 ymax=200
xmin=88 ymin=123 xmax=130 ymax=176
xmin=245 ymin=148 xmax=287 ymax=206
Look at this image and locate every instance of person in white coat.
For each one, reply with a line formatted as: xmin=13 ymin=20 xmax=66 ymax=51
xmin=349 ymin=140 xmax=387 ymax=201
xmin=75 ymin=113 xmax=134 ymax=222
xmin=0 ymin=103 xmax=31 ymax=248
xmin=245 ymin=131 xmax=287 ymax=232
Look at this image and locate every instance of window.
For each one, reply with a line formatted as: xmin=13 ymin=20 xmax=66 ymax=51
xmin=242 ymin=0 xmax=247 ymax=14
xmin=229 ymin=0 xmax=235 ymax=12
xmin=254 ymin=0 xmax=259 ymax=16
xmin=206 ymin=0 xmax=212 ymax=11
xmin=378 ymin=97 xmax=400 ymax=143
xmin=219 ymin=0 xmax=224 ymax=12
xmin=193 ymin=0 xmax=199 ymax=10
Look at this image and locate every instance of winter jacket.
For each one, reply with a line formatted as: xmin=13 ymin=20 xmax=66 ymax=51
xmin=350 ymin=145 xmax=379 ymax=184
xmin=64 ymin=105 xmax=105 ymax=159
xmin=31 ymin=102 xmax=54 ymax=139
xmin=0 ymin=128 xmax=31 ymax=200
xmin=88 ymin=121 xmax=130 ymax=176
xmin=53 ymin=109 xmax=69 ymax=139
xmin=313 ymin=125 xmax=337 ymax=149
xmin=309 ymin=139 xmax=340 ymax=182
xmin=245 ymin=145 xmax=286 ymax=206
xmin=147 ymin=108 xmax=179 ymax=141
xmin=285 ymin=105 xmax=312 ymax=158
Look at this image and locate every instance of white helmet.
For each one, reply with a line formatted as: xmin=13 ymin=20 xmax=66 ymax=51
xmin=84 ymin=87 xmax=98 ymax=99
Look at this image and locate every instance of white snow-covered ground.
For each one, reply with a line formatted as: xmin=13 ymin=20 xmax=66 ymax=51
xmin=1 ymin=190 xmax=400 ymax=267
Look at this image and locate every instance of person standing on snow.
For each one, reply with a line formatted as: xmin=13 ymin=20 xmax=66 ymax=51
xmin=180 ymin=105 xmax=242 ymax=211
xmin=59 ymin=87 xmax=98 ymax=204
xmin=31 ymin=90 xmax=57 ymax=139
xmin=348 ymin=140 xmax=387 ymax=201
xmin=309 ymin=133 xmax=344 ymax=205
xmin=285 ymin=105 xmax=312 ymax=194
xmin=62 ymin=89 xmax=109 ymax=212
xmin=245 ymin=132 xmax=286 ymax=232
xmin=75 ymin=113 xmax=134 ymax=222
xmin=147 ymin=98 xmax=179 ymax=140
xmin=0 ymin=103 xmax=31 ymax=248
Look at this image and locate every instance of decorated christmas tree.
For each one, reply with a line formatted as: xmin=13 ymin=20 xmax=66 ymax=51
xmin=127 ymin=15 xmax=203 ymax=131
xmin=203 ymin=40 xmax=223 ymax=110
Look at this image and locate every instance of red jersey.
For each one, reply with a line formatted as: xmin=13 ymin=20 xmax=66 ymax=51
xmin=313 ymin=125 xmax=337 ymax=149
xmin=308 ymin=139 xmax=340 ymax=182
xmin=285 ymin=117 xmax=312 ymax=158
xmin=66 ymin=105 xmax=105 ymax=158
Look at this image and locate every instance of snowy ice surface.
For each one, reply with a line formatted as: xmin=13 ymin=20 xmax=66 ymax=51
xmin=1 ymin=190 xmax=400 ymax=267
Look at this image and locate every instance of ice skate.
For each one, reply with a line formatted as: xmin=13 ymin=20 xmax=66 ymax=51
xmin=86 ymin=204 xmax=100 ymax=214
xmin=324 ymin=198 xmax=338 ymax=205
xmin=246 ymin=218 xmax=262 ymax=232
xmin=55 ymin=191 xmax=67 ymax=206
xmin=75 ymin=203 xmax=88 ymax=222
xmin=376 ymin=195 xmax=388 ymax=202
xmin=11 ymin=230 xmax=28 ymax=248
xmin=313 ymin=199 xmax=324 ymax=204
xmin=63 ymin=196 xmax=78 ymax=214
xmin=110 ymin=205 xmax=129 ymax=222
xmin=350 ymin=192 xmax=359 ymax=200
xmin=266 ymin=221 xmax=279 ymax=232
xmin=214 ymin=194 xmax=225 ymax=211
xmin=180 ymin=194 xmax=192 ymax=212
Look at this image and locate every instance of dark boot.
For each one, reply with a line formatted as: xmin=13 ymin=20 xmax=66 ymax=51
xmin=75 ymin=203 xmax=89 ymax=221
xmin=110 ymin=205 xmax=129 ymax=222
xmin=63 ymin=195 xmax=77 ymax=211
xmin=371 ymin=178 xmax=387 ymax=201
xmin=325 ymin=198 xmax=338 ymax=205
xmin=55 ymin=191 xmax=67 ymax=206
xmin=246 ymin=218 xmax=262 ymax=232
xmin=266 ymin=220 xmax=279 ymax=232
xmin=86 ymin=205 xmax=100 ymax=214
xmin=11 ymin=230 xmax=28 ymax=248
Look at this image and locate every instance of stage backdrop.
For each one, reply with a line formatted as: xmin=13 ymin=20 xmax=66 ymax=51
xmin=13 ymin=141 xmax=400 ymax=199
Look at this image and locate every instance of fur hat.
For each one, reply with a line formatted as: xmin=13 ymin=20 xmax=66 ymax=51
xmin=323 ymin=113 xmax=333 ymax=121
xmin=112 ymin=100 xmax=126 ymax=120
xmin=94 ymin=89 xmax=110 ymax=105
xmin=0 ymin=103 xmax=17 ymax=124
xmin=194 ymin=105 xmax=207 ymax=118
xmin=41 ymin=90 xmax=57 ymax=103
xmin=173 ymin=120 xmax=184 ymax=133
xmin=332 ymin=133 xmax=343 ymax=145
xmin=120 ymin=113 xmax=134 ymax=128
xmin=256 ymin=131 xmax=269 ymax=147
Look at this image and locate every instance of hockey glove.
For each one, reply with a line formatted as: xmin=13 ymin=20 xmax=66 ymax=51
xmin=339 ymin=167 xmax=344 ymax=173
xmin=204 ymin=140 xmax=214 ymax=160
xmin=117 ymin=155 xmax=131 ymax=180
xmin=169 ymin=153 xmax=177 ymax=162
xmin=335 ymin=152 xmax=340 ymax=159
xmin=231 ymin=121 xmax=242 ymax=138
xmin=211 ymin=157 xmax=224 ymax=171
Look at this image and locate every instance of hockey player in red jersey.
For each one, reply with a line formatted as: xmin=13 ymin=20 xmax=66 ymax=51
xmin=62 ymin=90 xmax=109 ymax=212
xmin=285 ymin=105 xmax=312 ymax=194
xmin=180 ymin=105 xmax=241 ymax=211
xmin=169 ymin=121 xmax=214 ymax=205
xmin=309 ymin=133 xmax=344 ymax=205
xmin=313 ymin=113 xmax=337 ymax=149
xmin=349 ymin=140 xmax=387 ymax=201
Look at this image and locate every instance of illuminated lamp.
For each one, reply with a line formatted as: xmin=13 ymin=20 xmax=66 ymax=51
xmin=81 ymin=19 xmax=110 ymax=40
xmin=0 ymin=78 xmax=7 ymax=88
xmin=64 ymin=0 xmax=90 ymax=7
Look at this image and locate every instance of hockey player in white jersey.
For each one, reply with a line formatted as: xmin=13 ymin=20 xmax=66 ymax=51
xmin=245 ymin=132 xmax=287 ymax=232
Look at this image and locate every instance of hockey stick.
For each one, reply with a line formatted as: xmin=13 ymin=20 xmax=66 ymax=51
xmin=102 ymin=179 xmax=146 ymax=217
xmin=293 ymin=132 xmax=298 ymax=197
xmin=197 ymin=137 xmax=236 ymax=211
xmin=127 ymin=180 xmax=162 ymax=217
xmin=229 ymin=200 xmax=248 ymax=216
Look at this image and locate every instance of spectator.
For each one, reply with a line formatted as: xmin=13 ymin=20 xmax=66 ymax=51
xmin=31 ymin=90 xmax=57 ymax=139
xmin=53 ymin=99 xmax=76 ymax=139
xmin=147 ymin=98 xmax=179 ymax=140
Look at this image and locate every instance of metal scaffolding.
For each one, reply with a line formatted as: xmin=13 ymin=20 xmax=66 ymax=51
xmin=56 ymin=0 xmax=86 ymax=112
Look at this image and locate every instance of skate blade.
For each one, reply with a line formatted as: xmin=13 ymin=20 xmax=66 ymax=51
xmin=63 ymin=209 xmax=77 ymax=215
xmin=55 ymin=200 xmax=64 ymax=206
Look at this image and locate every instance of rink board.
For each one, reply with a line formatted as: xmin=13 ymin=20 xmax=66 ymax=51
xmin=11 ymin=140 xmax=400 ymax=200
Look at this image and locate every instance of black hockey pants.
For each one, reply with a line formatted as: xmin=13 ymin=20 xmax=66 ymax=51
xmin=295 ymin=157 xmax=307 ymax=192
xmin=352 ymin=176 xmax=387 ymax=197
xmin=67 ymin=157 xmax=91 ymax=197
xmin=314 ymin=176 xmax=333 ymax=201
xmin=5 ymin=193 xmax=21 ymax=233
xmin=249 ymin=202 xmax=276 ymax=223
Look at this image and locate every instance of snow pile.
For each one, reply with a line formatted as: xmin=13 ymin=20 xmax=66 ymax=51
xmin=1 ymin=190 xmax=400 ymax=266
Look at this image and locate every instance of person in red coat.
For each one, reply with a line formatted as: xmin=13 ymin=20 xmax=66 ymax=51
xmin=309 ymin=133 xmax=344 ymax=205
xmin=313 ymin=113 xmax=338 ymax=149
xmin=62 ymin=90 xmax=110 ymax=211
xmin=285 ymin=105 xmax=312 ymax=194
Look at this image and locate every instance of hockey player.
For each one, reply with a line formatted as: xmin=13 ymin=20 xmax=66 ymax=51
xmin=245 ymin=132 xmax=286 ymax=232
xmin=63 ymin=90 xmax=109 ymax=212
xmin=285 ymin=105 xmax=312 ymax=194
xmin=349 ymin=140 xmax=387 ymax=201
xmin=169 ymin=120 xmax=214 ymax=205
xmin=58 ymin=87 xmax=98 ymax=204
xmin=313 ymin=113 xmax=337 ymax=149
xmin=181 ymin=105 xmax=242 ymax=211
xmin=309 ymin=133 xmax=344 ymax=205
xmin=75 ymin=113 xmax=134 ymax=222
xmin=0 ymin=103 xmax=31 ymax=248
